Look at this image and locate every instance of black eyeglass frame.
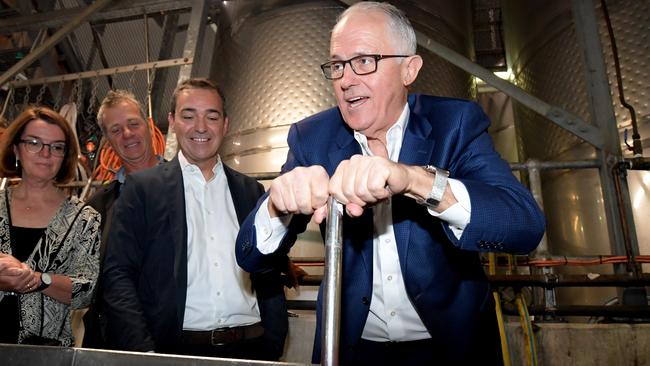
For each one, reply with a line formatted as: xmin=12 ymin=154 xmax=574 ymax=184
xmin=320 ymin=54 xmax=411 ymax=80
xmin=19 ymin=139 xmax=68 ymax=157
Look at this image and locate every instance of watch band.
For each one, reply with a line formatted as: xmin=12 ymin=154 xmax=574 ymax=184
xmin=417 ymin=165 xmax=449 ymax=208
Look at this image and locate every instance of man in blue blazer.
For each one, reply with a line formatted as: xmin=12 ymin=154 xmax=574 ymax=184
xmin=102 ymin=79 xmax=288 ymax=360
xmin=236 ymin=2 xmax=545 ymax=365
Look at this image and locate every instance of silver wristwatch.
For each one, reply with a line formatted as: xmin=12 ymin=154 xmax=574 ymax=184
xmin=416 ymin=165 xmax=449 ymax=208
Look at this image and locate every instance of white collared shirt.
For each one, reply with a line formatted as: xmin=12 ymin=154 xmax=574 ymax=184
xmin=254 ymin=103 xmax=472 ymax=341
xmin=179 ymin=151 xmax=261 ymax=330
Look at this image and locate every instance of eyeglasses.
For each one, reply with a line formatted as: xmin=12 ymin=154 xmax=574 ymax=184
xmin=320 ymin=54 xmax=410 ymax=80
xmin=19 ymin=139 xmax=67 ymax=157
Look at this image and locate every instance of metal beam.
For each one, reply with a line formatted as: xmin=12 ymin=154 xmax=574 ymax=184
xmin=164 ymin=0 xmax=208 ymax=159
xmin=414 ymin=30 xmax=604 ymax=150
xmin=0 ymin=0 xmax=191 ymax=34
xmin=0 ymin=0 xmax=113 ymax=88
xmin=8 ymin=58 xmax=192 ymax=88
xmin=489 ymin=273 xmax=650 ymax=288
xmin=570 ymin=0 xmax=640 ymax=269
xmin=510 ymin=305 xmax=650 ymax=317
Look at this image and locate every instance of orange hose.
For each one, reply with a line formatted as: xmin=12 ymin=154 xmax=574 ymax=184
xmin=92 ymin=117 xmax=165 ymax=182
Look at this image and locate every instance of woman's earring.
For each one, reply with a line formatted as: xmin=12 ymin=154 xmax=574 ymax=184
xmin=15 ymin=157 xmax=19 ymax=170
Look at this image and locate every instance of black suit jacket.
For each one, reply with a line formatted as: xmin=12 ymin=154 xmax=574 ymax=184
xmin=102 ymin=157 xmax=288 ymax=356
xmin=82 ymin=179 xmax=121 ymax=348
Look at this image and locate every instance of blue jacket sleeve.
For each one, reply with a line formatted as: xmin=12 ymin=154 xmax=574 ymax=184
xmin=236 ymin=123 xmax=313 ymax=273
xmin=438 ymin=101 xmax=545 ymax=254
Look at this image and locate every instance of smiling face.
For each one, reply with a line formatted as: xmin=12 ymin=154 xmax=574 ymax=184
xmin=168 ymin=88 xmax=229 ymax=175
xmin=15 ymin=119 xmax=66 ymax=183
xmin=330 ymin=10 xmax=421 ymax=140
xmin=100 ymin=100 xmax=154 ymax=171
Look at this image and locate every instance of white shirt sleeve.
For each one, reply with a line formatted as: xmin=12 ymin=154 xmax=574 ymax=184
xmin=253 ymin=196 xmax=293 ymax=254
xmin=427 ymin=178 xmax=471 ymax=239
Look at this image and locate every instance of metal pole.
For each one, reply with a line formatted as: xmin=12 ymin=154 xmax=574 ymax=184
xmin=570 ymin=0 xmax=642 ymax=290
xmin=527 ymin=159 xmax=548 ymax=257
xmin=509 ymin=159 xmax=600 ymax=171
xmin=143 ymin=11 xmax=153 ymax=119
xmin=0 ymin=0 xmax=113 ymax=88
xmin=322 ymin=197 xmax=343 ymax=366
xmin=525 ymin=159 xmax=558 ymax=315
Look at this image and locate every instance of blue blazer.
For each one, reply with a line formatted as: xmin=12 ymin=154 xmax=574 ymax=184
xmin=237 ymin=94 xmax=545 ymax=364
xmin=102 ymin=158 xmax=288 ymax=357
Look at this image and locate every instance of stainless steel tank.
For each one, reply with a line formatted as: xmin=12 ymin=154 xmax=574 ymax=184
xmin=502 ymin=0 xmax=650 ymax=307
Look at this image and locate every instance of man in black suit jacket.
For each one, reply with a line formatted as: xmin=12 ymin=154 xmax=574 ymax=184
xmin=102 ymin=78 xmax=288 ymax=360
xmin=83 ymin=90 xmax=161 ymax=348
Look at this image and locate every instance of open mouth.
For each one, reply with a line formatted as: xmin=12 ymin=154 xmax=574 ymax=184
xmin=346 ymin=96 xmax=369 ymax=108
xmin=124 ymin=141 xmax=140 ymax=149
xmin=191 ymin=137 xmax=210 ymax=142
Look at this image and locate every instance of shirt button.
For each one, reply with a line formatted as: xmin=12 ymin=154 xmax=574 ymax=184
xmin=210 ymin=236 xmax=215 ymax=240
xmin=218 ymin=319 xmax=223 ymax=324
xmin=214 ymin=262 xmax=219 ymax=267
xmin=384 ymin=239 xmax=390 ymax=244
xmin=390 ymin=311 xmax=396 ymax=317
xmin=217 ymin=292 xmax=221 ymax=296
xmin=387 ymin=275 xmax=393 ymax=281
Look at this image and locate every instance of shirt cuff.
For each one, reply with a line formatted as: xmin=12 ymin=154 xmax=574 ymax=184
xmin=254 ymin=196 xmax=292 ymax=254
xmin=428 ymin=178 xmax=471 ymax=239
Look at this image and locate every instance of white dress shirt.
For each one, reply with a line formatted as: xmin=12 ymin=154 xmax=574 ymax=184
xmin=179 ymin=151 xmax=261 ymax=331
xmin=254 ymin=103 xmax=472 ymax=341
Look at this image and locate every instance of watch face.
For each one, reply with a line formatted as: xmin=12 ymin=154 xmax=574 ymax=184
xmin=41 ymin=272 xmax=52 ymax=285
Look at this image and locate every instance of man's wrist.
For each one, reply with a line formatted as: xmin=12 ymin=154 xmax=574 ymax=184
xmin=404 ymin=165 xmax=435 ymax=201
xmin=405 ymin=165 xmax=451 ymax=209
xmin=267 ymin=198 xmax=284 ymax=218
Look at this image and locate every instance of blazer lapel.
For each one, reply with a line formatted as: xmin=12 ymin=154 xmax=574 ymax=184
xmin=164 ymin=158 xmax=188 ymax=324
xmin=395 ymin=98 xmax=436 ymax=269
xmin=398 ymin=99 xmax=435 ymax=166
xmin=223 ymin=165 xmax=248 ymax=225
xmin=327 ymin=123 xmax=361 ymax=175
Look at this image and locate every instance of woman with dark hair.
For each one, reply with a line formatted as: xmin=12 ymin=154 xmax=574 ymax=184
xmin=0 ymin=106 xmax=101 ymax=346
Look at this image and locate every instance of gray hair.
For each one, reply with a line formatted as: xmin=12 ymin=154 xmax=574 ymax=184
xmin=337 ymin=2 xmax=417 ymax=55
xmin=96 ymin=89 xmax=147 ymax=131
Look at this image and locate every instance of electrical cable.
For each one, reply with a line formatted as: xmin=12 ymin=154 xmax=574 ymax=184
xmin=489 ymin=253 xmax=512 ymax=366
xmin=516 ymin=294 xmax=538 ymax=366
xmin=600 ymin=0 xmax=642 ymax=156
